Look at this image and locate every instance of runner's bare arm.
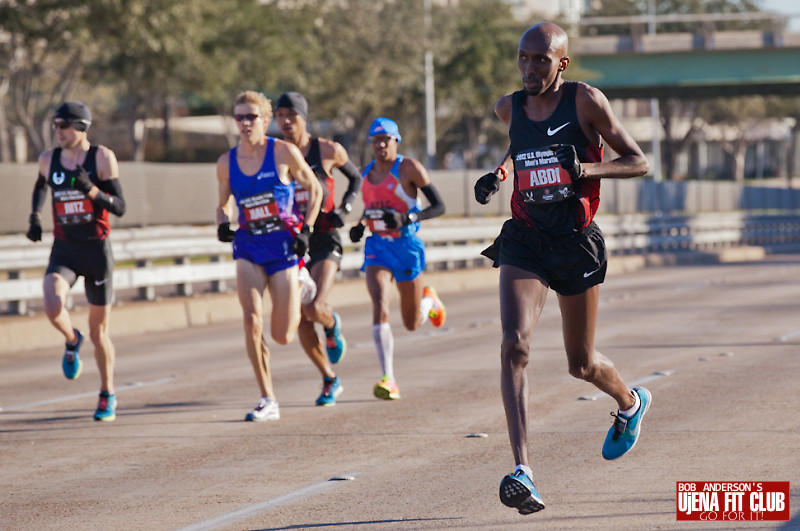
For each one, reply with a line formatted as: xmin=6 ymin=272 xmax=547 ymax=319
xmin=576 ymin=83 xmax=649 ymax=180
xmin=215 ymin=153 xmax=233 ymax=225
xmin=400 ymin=158 xmax=444 ymax=221
xmin=493 ymin=96 xmax=515 ymax=182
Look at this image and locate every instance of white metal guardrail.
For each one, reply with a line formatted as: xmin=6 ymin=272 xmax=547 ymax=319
xmin=2 ymin=213 xmax=800 ymax=315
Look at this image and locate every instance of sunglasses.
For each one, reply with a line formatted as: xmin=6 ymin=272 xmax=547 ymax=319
xmin=52 ymin=121 xmax=72 ymax=130
xmin=234 ymin=113 xmax=262 ymax=122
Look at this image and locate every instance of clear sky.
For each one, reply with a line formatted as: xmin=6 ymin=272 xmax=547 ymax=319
xmin=757 ymin=0 xmax=800 ymax=31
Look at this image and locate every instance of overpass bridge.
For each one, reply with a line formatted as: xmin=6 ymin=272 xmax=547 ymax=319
xmin=573 ymin=12 xmax=800 ymax=99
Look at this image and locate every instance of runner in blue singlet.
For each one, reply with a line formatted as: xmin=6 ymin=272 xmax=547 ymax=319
xmin=215 ymin=91 xmax=322 ymax=422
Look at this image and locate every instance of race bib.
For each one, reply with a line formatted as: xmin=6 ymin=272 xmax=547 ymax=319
xmin=53 ymin=189 xmax=94 ymax=225
xmin=364 ymin=207 xmax=403 ymax=237
xmin=239 ymin=192 xmax=284 ymax=234
xmin=513 ymin=145 xmax=574 ymax=204
xmin=364 ymin=208 xmax=388 ymax=233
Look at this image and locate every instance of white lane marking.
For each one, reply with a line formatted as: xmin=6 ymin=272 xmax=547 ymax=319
xmin=1 ymin=376 xmax=177 ymax=412
xmin=578 ymin=371 xmax=674 ymax=401
xmin=175 ymin=474 xmax=359 ymax=531
xmin=776 ymin=329 xmax=800 ymax=342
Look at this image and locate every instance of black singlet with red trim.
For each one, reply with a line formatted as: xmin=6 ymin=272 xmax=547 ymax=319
xmin=508 ymin=82 xmax=603 ymax=235
xmin=47 ymin=146 xmax=111 ymax=242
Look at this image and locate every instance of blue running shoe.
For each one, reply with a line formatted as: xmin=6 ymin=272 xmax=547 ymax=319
xmin=324 ymin=312 xmax=346 ymax=364
xmin=602 ymin=387 xmax=652 ymax=460
xmin=62 ymin=329 xmax=83 ymax=380
xmin=315 ymin=375 xmax=343 ymax=406
xmin=94 ymin=392 xmax=117 ymax=421
xmin=499 ymin=470 xmax=545 ymax=514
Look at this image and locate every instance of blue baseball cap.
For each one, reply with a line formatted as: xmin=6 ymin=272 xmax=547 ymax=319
xmin=368 ymin=117 xmax=401 ymax=143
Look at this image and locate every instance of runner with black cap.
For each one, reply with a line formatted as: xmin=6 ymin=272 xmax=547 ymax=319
xmin=275 ymin=92 xmax=361 ymax=407
xmin=349 ymin=117 xmax=447 ymax=400
xmin=26 ymin=100 xmax=126 ymax=421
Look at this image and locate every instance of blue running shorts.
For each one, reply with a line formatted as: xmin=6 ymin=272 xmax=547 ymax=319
xmin=233 ymin=229 xmax=299 ymax=276
xmin=362 ymin=233 xmax=426 ymax=282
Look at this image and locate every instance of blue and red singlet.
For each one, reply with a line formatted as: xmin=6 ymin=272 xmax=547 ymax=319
xmin=360 ymin=155 xmax=420 ymax=239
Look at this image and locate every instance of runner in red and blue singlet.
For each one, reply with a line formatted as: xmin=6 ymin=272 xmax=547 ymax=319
xmin=348 ymin=117 xmax=446 ymax=401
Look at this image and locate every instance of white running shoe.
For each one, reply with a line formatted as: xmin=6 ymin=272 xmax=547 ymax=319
xmin=244 ymin=397 xmax=280 ymax=421
xmin=298 ymin=266 xmax=317 ymax=305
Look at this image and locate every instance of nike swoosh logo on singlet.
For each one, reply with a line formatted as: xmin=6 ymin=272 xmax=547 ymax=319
xmin=547 ymin=122 xmax=571 ymax=136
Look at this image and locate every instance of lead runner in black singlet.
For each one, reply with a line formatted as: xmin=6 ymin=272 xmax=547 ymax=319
xmin=26 ymin=101 xmax=126 ymax=422
xmin=473 ymin=23 xmax=653 ymax=515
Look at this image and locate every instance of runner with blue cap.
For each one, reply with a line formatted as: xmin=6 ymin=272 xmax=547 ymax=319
xmin=368 ymin=117 xmax=402 ymax=143
xmin=351 ymin=117 xmax=446 ymax=400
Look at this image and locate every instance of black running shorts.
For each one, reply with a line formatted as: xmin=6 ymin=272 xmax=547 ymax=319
xmin=307 ymin=229 xmax=343 ymax=269
xmin=483 ymin=218 xmax=607 ymax=296
xmin=46 ymin=238 xmax=115 ymax=305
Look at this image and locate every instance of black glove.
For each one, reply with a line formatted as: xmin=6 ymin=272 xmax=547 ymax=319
xmin=349 ymin=223 xmax=365 ymax=243
xmin=382 ymin=210 xmax=409 ymax=230
xmin=26 ymin=213 xmax=42 ymax=242
xmin=70 ymin=165 xmax=94 ymax=194
xmin=554 ymin=144 xmax=583 ymax=180
xmin=290 ymin=225 xmax=311 ymax=256
xmin=474 ymin=172 xmax=500 ymax=205
xmin=217 ymin=222 xmax=235 ymax=243
xmin=326 ymin=208 xmax=346 ymax=229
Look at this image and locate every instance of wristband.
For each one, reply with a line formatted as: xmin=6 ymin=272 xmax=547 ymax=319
xmin=495 ymin=165 xmax=509 ymax=182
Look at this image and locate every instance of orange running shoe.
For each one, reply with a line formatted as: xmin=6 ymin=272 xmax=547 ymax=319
xmin=373 ymin=376 xmax=401 ymax=400
xmin=423 ymin=286 xmax=446 ymax=327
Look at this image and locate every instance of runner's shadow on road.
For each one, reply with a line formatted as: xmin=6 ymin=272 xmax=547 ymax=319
xmin=141 ymin=401 xmax=219 ymax=409
xmin=252 ymin=518 xmax=462 ymax=530
xmin=0 ymin=412 xmax=90 ymax=429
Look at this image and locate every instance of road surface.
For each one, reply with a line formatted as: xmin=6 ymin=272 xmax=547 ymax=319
xmin=2 ymin=257 xmax=799 ymax=530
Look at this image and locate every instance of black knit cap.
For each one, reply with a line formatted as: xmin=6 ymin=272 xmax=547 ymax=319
xmin=54 ymin=101 xmax=92 ymax=132
xmin=275 ymin=92 xmax=308 ymax=121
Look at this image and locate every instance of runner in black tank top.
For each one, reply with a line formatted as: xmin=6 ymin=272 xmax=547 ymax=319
xmin=472 ymin=23 xmax=651 ymax=516
xmin=275 ymin=92 xmax=362 ymax=407
xmin=508 ymin=82 xmax=603 ymax=234
xmin=47 ymin=145 xmax=111 ymax=241
xmin=25 ymin=101 xmax=126 ymax=422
